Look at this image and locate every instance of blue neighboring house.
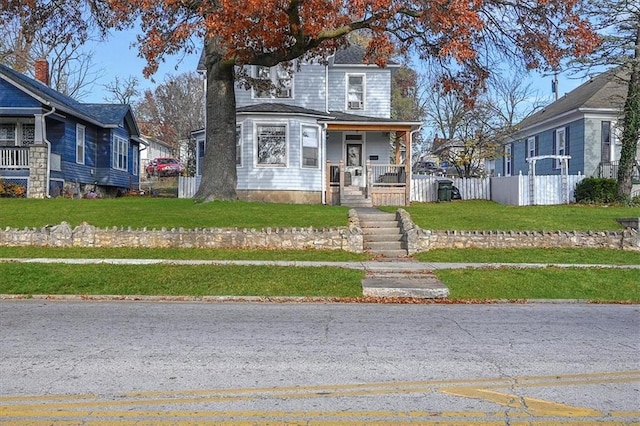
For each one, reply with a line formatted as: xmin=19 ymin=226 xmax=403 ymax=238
xmin=493 ymin=67 xmax=640 ymax=186
xmin=0 ymin=61 xmax=144 ymax=198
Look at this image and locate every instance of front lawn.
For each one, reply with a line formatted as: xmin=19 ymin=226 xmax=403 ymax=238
xmin=0 ymin=198 xmax=350 ymax=229
xmin=386 ymin=200 xmax=639 ymax=231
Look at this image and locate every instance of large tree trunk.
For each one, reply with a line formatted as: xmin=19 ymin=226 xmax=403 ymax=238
xmin=616 ymin=29 xmax=640 ymax=201
xmin=194 ymin=39 xmax=237 ymax=202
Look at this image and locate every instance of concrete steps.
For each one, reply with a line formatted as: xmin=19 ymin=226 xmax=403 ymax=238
xmin=362 ymin=269 xmax=449 ymax=298
xmin=340 ymin=187 xmax=372 ymax=208
xmin=357 ymin=210 xmax=407 ymax=258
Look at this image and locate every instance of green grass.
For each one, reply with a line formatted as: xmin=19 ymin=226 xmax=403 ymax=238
xmin=0 ymin=247 xmax=371 ymax=262
xmin=0 ymin=198 xmax=350 ymax=229
xmin=0 ymin=263 xmax=364 ymax=297
xmin=384 ymin=200 xmax=640 ymax=231
xmin=415 ymin=248 xmax=640 ymax=265
xmin=437 ymin=268 xmax=640 ymax=302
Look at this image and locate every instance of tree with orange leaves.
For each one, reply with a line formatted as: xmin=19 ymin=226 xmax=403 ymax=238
xmin=78 ymin=1 xmax=600 ymax=200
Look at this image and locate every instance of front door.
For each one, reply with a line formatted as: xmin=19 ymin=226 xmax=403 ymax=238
xmin=345 ymin=135 xmax=364 ymax=187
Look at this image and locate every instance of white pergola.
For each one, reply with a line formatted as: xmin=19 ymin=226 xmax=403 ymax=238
xmin=526 ymin=155 xmax=572 ymax=204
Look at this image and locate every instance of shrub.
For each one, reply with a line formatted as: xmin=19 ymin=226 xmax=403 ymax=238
xmin=0 ymin=180 xmax=27 ymax=198
xmin=574 ymin=177 xmax=618 ymax=204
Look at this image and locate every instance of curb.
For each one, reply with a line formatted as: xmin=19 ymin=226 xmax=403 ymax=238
xmin=1 ymin=294 xmax=636 ymax=305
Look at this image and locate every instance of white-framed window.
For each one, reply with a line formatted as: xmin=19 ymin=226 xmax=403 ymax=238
xmin=76 ymin=124 xmax=85 ymax=164
xmin=527 ymin=136 xmax=537 ymax=159
xmin=236 ymin=124 xmax=242 ymax=166
xmin=554 ymin=128 xmax=566 ymax=169
xmin=0 ymin=124 xmax=16 ymax=147
xmin=504 ymin=144 xmax=512 ymax=176
xmin=113 ymin=135 xmax=128 ymax=171
xmin=132 ymin=146 xmax=139 ymax=176
xmin=301 ymin=125 xmax=319 ymax=168
xmin=256 ymin=123 xmax=287 ymax=166
xmin=346 ymin=74 xmax=365 ymax=110
xmin=253 ymin=65 xmax=293 ymax=99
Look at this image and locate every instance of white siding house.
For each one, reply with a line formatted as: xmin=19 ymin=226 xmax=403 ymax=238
xmin=191 ymin=47 xmax=422 ymax=206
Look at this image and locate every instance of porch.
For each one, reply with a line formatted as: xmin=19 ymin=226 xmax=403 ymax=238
xmin=326 ymin=161 xmax=409 ymax=206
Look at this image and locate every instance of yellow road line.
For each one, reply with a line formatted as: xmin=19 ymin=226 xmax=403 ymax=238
xmin=440 ymin=387 xmax=603 ymax=417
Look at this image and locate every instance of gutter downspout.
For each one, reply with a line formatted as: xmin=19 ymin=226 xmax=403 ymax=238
xmin=40 ymin=106 xmax=56 ymax=198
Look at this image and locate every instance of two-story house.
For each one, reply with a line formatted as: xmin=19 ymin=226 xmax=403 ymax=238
xmin=191 ymin=47 xmax=422 ymax=206
xmin=494 ymin=67 xmax=640 ymax=188
xmin=0 ymin=60 xmax=144 ymax=198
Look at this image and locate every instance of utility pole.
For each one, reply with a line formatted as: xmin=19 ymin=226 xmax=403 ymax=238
xmin=551 ymin=72 xmax=559 ymax=101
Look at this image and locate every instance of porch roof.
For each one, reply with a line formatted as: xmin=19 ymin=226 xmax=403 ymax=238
xmin=322 ymin=111 xmax=422 ymax=132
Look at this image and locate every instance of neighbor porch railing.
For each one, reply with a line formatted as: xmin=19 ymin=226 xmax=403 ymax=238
xmin=599 ymin=160 xmax=640 ymax=182
xmin=0 ymin=147 xmax=29 ymax=169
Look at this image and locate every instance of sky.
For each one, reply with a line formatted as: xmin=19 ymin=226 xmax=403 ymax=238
xmin=83 ymin=27 xmax=590 ymax=107
xmin=82 ymin=28 xmax=201 ymax=103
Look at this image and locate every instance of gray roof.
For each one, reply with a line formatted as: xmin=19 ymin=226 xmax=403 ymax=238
xmin=237 ymin=103 xmax=331 ymax=117
xmin=196 ymin=45 xmax=396 ymax=71
xmin=517 ymin=67 xmax=628 ymax=131
xmin=332 ymin=45 xmax=398 ymax=66
xmin=236 ymin=103 xmax=419 ymax=126
xmin=0 ymin=63 xmax=138 ymax=133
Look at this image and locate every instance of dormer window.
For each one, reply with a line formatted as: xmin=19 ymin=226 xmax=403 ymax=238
xmin=254 ymin=65 xmax=293 ymax=99
xmin=347 ymin=74 xmax=365 ymax=110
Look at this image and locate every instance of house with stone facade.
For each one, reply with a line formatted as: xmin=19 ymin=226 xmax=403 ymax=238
xmin=191 ymin=47 xmax=422 ymax=206
xmin=492 ymin=67 xmax=640 ymax=190
xmin=0 ymin=60 xmax=144 ymax=198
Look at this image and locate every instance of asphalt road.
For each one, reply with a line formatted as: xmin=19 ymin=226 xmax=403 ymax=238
xmin=1 ymin=301 xmax=638 ymax=424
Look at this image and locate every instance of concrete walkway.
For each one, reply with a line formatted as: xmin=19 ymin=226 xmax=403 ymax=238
xmin=3 ymin=257 xmax=639 ymax=300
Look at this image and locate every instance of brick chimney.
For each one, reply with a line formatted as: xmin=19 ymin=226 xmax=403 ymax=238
xmin=34 ymin=58 xmax=50 ymax=86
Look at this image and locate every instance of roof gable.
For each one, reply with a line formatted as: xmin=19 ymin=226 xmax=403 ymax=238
xmin=0 ymin=63 xmax=138 ymax=133
xmin=517 ymin=67 xmax=628 ymax=131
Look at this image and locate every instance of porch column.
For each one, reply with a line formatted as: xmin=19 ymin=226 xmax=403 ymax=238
xmin=27 ymin=145 xmax=48 ymax=198
xmin=339 ymin=160 xmax=345 ymax=205
xmin=398 ymin=131 xmax=410 ymax=205
xmin=27 ymin=114 xmax=48 ymax=198
xmin=325 ymin=160 xmax=331 ymax=205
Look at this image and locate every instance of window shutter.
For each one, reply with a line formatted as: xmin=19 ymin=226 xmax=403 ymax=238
xmin=535 ymin=136 xmax=539 ymax=156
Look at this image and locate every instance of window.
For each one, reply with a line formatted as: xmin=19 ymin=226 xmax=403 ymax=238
xmin=301 ymin=125 xmax=319 ymax=168
xmin=504 ymin=144 xmax=512 ymax=176
xmin=601 ymin=121 xmax=611 ymax=162
xmin=76 ymin=124 xmax=85 ymax=164
xmin=236 ymin=125 xmax=242 ymax=166
xmin=256 ymin=124 xmax=287 ymax=166
xmin=346 ymin=74 xmax=365 ymax=110
xmin=554 ymin=128 xmax=566 ymax=169
xmin=132 ymin=146 xmax=139 ymax=176
xmin=113 ymin=135 xmax=128 ymax=171
xmin=254 ymin=66 xmax=293 ymax=99
xmin=0 ymin=124 xmax=16 ymax=147
xmin=527 ymin=136 xmax=537 ymax=159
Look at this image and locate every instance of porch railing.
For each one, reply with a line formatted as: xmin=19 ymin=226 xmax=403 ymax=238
xmin=599 ymin=160 xmax=640 ymax=182
xmin=0 ymin=147 xmax=29 ymax=169
xmin=370 ymin=164 xmax=407 ymax=186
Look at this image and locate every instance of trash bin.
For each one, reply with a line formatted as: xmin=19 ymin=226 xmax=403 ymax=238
xmin=437 ymin=179 xmax=453 ymax=202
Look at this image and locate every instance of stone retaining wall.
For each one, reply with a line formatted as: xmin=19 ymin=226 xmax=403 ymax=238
xmin=1 ymin=211 xmax=637 ymax=253
xmin=397 ymin=209 xmax=640 ymax=253
xmin=0 ymin=222 xmax=364 ymax=253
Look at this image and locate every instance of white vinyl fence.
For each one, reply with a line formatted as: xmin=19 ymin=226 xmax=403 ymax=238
xmin=411 ymin=176 xmax=491 ymax=202
xmin=178 ymin=176 xmax=201 ymax=198
xmin=411 ymin=173 xmax=586 ymax=205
